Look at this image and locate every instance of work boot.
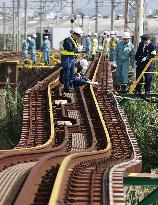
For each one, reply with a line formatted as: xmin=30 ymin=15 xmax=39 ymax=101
xmin=120 ymin=84 xmax=127 ymax=93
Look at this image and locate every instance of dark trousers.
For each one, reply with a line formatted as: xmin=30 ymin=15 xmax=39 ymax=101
xmin=136 ymin=61 xmax=155 ymax=92
xmin=61 ymin=55 xmax=76 ymax=89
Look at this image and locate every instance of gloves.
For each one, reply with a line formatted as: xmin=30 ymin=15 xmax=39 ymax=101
xmin=142 ymin=57 xmax=147 ymax=62
xmin=87 ymin=80 xmax=98 ymax=85
xmin=78 ymin=45 xmax=83 ymax=52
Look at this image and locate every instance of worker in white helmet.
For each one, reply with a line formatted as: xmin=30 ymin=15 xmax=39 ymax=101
xmin=92 ymin=33 xmax=98 ymax=58
xmin=112 ymin=32 xmax=135 ymax=92
xmin=41 ymin=36 xmax=51 ymax=65
xmin=109 ymin=31 xmax=119 ymax=61
xmin=73 ymin=59 xmax=98 ymax=86
xmin=22 ymin=36 xmax=31 ymax=60
xmin=102 ymin=31 xmax=110 ymax=59
xmin=61 ymin=27 xmax=83 ymax=92
xmin=30 ymin=34 xmax=37 ymax=64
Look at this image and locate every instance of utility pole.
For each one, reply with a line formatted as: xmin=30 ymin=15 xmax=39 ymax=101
xmin=95 ymin=0 xmax=99 ymax=33
xmin=60 ymin=0 xmax=63 ymax=11
xmin=3 ymin=2 xmax=6 ymax=50
xmin=24 ymin=0 xmax=28 ymax=39
xmin=13 ymin=0 xmax=16 ymax=51
xmin=111 ymin=0 xmax=114 ymax=31
xmin=71 ymin=0 xmax=75 ymax=29
xmin=135 ymin=0 xmax=144 ymax=47
xmin=124 ymin=0 xmax=129 ymax=31
xmin=40 ymin=0 xmax=43 ymax=47
xmin=17 ymin=0 xmax=21 ymax=51
xmin=81 ymin=13 xmax=84 ymax=30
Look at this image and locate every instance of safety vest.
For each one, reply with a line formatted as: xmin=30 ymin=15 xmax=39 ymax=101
xmin=61 ymin=36 xmax=78 ymax=55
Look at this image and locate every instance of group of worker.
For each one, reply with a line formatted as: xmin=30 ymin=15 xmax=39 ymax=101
xmin=85 ymin=33 xmax=99 ymax=59
xmin=22 ymin=34 xmax=51 ymax=65
xmin=102 ymin=31 xmax=157 ymax=94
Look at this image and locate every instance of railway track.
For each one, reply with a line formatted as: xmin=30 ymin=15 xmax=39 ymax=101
xmin=0 ymin=53 xmax=142 ymax=205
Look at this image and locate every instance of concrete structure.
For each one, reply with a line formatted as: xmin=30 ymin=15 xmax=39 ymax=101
xmin=36 ymin=27 xmax=72 ymax=50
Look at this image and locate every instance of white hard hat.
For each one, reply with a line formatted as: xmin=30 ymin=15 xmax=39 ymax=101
xmin=80 ymin=59 xmax=88 ymax=70
xmin=44 ymin=36 xmax=48 ymax=39
xmin=93 ymin=33 xmax=98 ymax=36
xmin=122 ymin=32 xmax=131 ymax=39
xmin=88 ymin=32 xmax=92 ymax=36
xmin=27 ymin=36 xmax=31 ymax=41
xmin=73 ymin=28 xmax=83 ymax=36
xmin=110 ymin=31 xmax=115 ymax=35
xmin=104 ymin=31 xmax=110 ymax=36
xmin=32 ymin=34 xmax=37 ymax=38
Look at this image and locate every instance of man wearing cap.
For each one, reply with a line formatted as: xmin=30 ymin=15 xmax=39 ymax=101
xmin=61 ymin=28 xmax=83 ymax=93
xmin=30 ymin=34 xmax=37 ymax=64
xmin=22 ymin=36 xmax=31 ymax=60
xmin=135 ymin=34 xmax=156 ymax=94
xmin=113 ymin=32 xmax=135 ymax=92
xmin=41 ymin=36 xmax=51 ymax=65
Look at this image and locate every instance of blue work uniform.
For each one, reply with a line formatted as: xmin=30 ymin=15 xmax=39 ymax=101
xmin=41 ymin=39 xmax=51 ymax=64
xmin=85 ymin=36 xmax=91 ymax=58
xmin=22 ymin=40 xmax=29 ymax=59
xmin=30 ymin=38 xmax=36 ymax=64
xmin=61 ymin=36 xmax=78 ymax=91
xmin=114 ymin=40 xmax=135 ymax=86
xmin=72 ymin=64 xmax=89 ymax=87
xmin=135 ymin=42 xmax=156 ymax=93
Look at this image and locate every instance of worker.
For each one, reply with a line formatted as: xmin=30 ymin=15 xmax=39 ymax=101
xmin=85 ymin=33 xmax=92 ymax=59
xmin=30 ymin=34 xmax=37 ymax=64
xmin=109 ymin=31 xmax=119 ymax=62
xmin=102 ymin=31 xmax=110 ymax=59
xmin=92 ymin=33 xmax=98 ymax=58
xmin=135 ymin=34 xmax=156 ymax=94
xmin=41 ymin=36 xmax=51 ymax=65
xmin=112 ymin=32 xmax=135 ymax=92
xmin=22 ymin=36 xmax=31 ymax=59
xmin=73 ymin=59 xmax=98 ymax=87
xmin=61 ymin=28 xmax=83 ymax=93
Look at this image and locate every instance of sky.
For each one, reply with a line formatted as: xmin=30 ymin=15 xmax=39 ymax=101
xmin=0 ymin=0 xmax=158 ymax=18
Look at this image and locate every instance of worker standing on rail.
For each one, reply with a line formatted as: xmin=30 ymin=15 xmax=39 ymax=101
xmin=92 ymin=33 xmax=98 ymax=58
xmin=112 ymin=32 xmax=135 ymax=92
xmin=22 ymin=36 xmax=31 ymax=60
xmin=85 ymin=33 xmax=92 ymax=59
xmin=61 ymin=28 xmax=83 ymax=93
xmin=41 ymin=36 xmax=51 ymax=65
xmin=30 ymin=34 xmax=37 ymax=64
xmin=102 ymin=31 xmax=110 ymax=59
xmin=135 ymin=34 xmax=156 ymax=94
xmin=109 ymin=31 xmax=119 ymax=62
